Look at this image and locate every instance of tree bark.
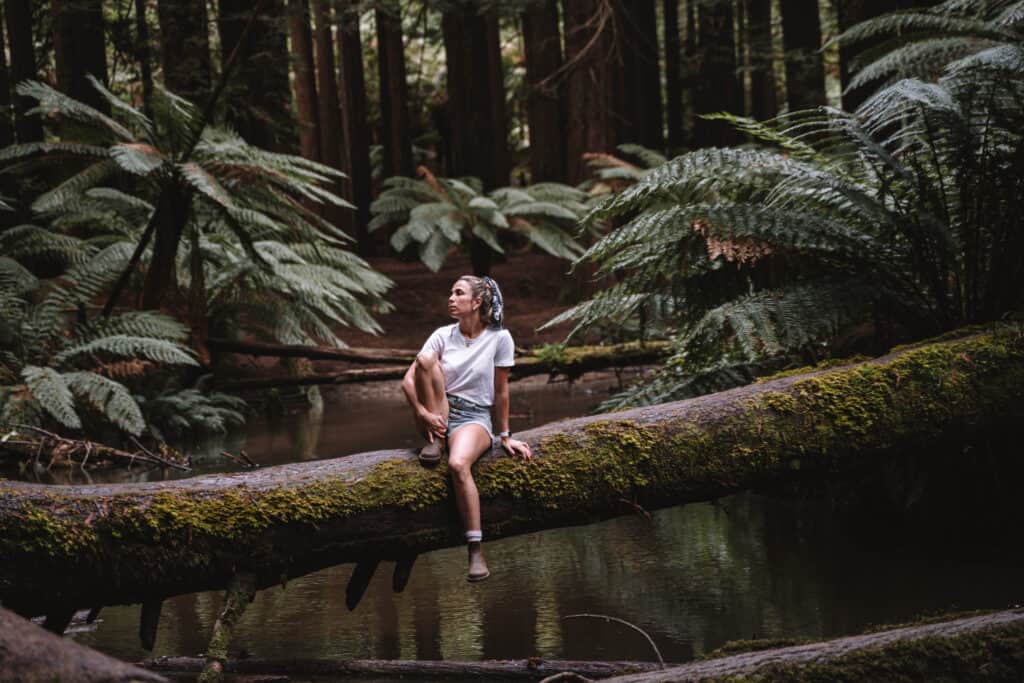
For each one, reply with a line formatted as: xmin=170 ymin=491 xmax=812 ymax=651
xmin=4 ymin=0 xmax=43 ymax=143
xmin=52 ymin=0 xmax=109 ymax=113
xmin=618 ymin=0 xmax=663 ymax=150
xmin=376 ymin=1 xmax=413 ymax=178
xmin=312 ymin=0 xmax=350 ymax=232
xmin=288 ymin=0 xmax=320 ymax=162
xmin=141 ymin=181 xmax=191 ymax=311
xmin=747 ymin=0 xmax=776 ymax=120
xmin=769 ymin=0 xmax=789 ymax=114
xmin=664 ymin=0 xmax=683 ymax=149
xmin=605 ymin=610 xmax=1024 ymax=682
xmin=0 ymin=607 xmax=168 ymax=682
xmin=817 ymin=0 xmax=841 ymax=108
xmin=135 ymin=0 xmax=154 ymax=119
xmin=336 ymin=0 xmax=372 ymax=251
xmin=0 ymin=14 xmax=13 ymax=149
xmin=218 ymin=0 xmax=292 ymax=151
xmin=522 ymin=0 xmax=566 ymax=183
xmin=563 ymin=0 xmax=618 ymax=183
xmin=156 ymin=0 xmax=212 ymax=102
xmin=692 ymin=0 xmax=740 ymax=147
xmin=1 ymin=332 xmax=1020 ymax=619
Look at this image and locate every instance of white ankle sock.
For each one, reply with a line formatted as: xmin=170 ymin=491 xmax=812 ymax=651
xmin=465 ymin=530 xmax=482 ymax=543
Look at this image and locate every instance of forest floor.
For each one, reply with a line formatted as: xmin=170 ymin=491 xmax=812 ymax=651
xmin=339 ymin=250 xmax=584 ymax=351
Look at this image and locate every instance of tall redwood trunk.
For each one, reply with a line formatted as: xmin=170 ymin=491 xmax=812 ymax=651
xmin=563 ymin=0 xmax=617 ymax=184
xmin=134 ymin=0 xmax=154 ymax=119
xmin=692 ymin=0 xmax=740 ymax=147
xmin=375 ymin=1 xmax=413 ymax=178
xmin=664 ymin=0 xmax=683 ymax=149
xmin=522 ymin=0 xmax=566 ymax=183
xmin=218 ymin=0 xmax=292 ymax=150
xmin=781 ymin=0 xmax=824 ymax=110
xmin=336 ymin=0 xmax=372 ymax=252
xmin=4 ymin=0 xmax=43 ymax=143
xmin=618 ymin=0 xmax=663 ymax=150
xmin=312 ymin=0 xmax=349 ymax=232
xmin=747 ymin=0 xmax=776 ymax=119
xmin=0 ymin=15 xmax=12 ymax=149
xmin=52 ymin=0 xmax=109 ymax=112
xmin=156 ymin=0 xmax=212 ymax=102
xmin=288 ymin=0 xmax=320 ymax=162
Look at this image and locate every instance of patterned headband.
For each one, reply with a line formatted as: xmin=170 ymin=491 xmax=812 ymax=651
xmin=482 ymin=276 xmax=504 ymax=329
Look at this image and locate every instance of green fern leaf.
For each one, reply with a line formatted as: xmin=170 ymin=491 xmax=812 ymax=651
xmin=22 ymin=365 xmax=81 ymax=430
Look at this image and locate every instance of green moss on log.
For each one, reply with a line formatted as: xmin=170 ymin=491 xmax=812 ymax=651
xmin=1 ymin=328 xmax=1022 ymax=593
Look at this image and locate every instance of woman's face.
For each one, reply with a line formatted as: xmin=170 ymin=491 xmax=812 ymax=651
xmin=448 ymin=279 xmax=479 ymax=319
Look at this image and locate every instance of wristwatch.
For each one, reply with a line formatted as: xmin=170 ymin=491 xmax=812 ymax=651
xmin=498 ymin=431 xmax=511 ymax=438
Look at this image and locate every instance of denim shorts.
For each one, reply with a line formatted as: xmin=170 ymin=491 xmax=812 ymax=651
xmin=447 ymin=394 xmax=493 ymax=436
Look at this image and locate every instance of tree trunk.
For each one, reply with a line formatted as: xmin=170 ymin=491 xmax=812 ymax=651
xmin=4 ymin=0 xmax=43 ymax=143
xmin=664 ymin=0 xmax=683 ymax=149
xmin=521 ymin=0 xmax=566 ymax=183
xmin=1 ymin=332 xmax=1020 ymax=618
xmin=769 ymin=0 xmax=789 ymax=114
xmin=817 ymin=0 xmax=841 ymax=108
xmin=618 ymin=0 xmax=663 ymax=150
xmin=135 ymin=0 xmax=154 ymax=119
xmin=336 ymin=0 xmax=372 ymax=252
xmin=0 ymin=15 xmax=13 ymax=149
xmin=218 ymin=0 xmax=292 ymax=150
xmin=288 ymin=0 xmax=320 ymax=162
xmin=782 ymin=0 xmax=824 ymax=110
xmin=52 ymin=0 xmax=109 ymax=113
xmin=156 ymin=0 xmax=212 ymax=102
xmin=312 ymin=0 xmax=350 ymax=232
xmin=606 ymin=610 xmax=1024 ymax=682
xmin=747 ymin=0 xmax=776 ymax=120
xmin=563 ymin=0 xmax=618 ymax=183
xmin=692 ymin=0 xmax=740 ymax=147
xmin=141 ymin=182 xmax=191 ymax=311
xmin=376 ymin=1 xmax=413 ymax=179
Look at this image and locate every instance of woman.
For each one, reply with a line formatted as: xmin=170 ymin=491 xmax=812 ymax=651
xmin=401 ymin=275 xmax=533 ymax=582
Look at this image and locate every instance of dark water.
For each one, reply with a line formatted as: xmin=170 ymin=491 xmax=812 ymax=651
xmin=70 ymin=373 xmax=1024 ymax=666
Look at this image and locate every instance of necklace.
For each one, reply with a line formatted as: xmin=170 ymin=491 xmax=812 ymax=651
xmin=461 ymin=327 xmax=480 ymax=347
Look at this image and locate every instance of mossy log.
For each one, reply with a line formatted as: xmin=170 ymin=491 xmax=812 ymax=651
xmin=0 ymin=606 xmax=167 ymax=683
xmin=603 ymin=608 xmax=1024 ymax=682
xmin=212 ymin=341 xmax=670 ymax=391
xmin=1 ymin=331 xmax=1022 ymax=619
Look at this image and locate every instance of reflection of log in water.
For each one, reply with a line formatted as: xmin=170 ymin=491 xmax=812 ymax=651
xmin=0 ymin=332 xmax=1022 ymax=662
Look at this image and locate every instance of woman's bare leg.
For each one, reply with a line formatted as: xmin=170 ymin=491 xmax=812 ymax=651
xmin=447 ymin=424 xmax=493 ymax=580
xmin=413 ymin=351 xmax=448 ymax=440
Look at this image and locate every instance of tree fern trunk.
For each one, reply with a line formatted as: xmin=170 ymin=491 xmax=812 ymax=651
xmin=376 ymin=1 xmax=413 ymax=178
xmin=522 ymin=0 xmax=567 ymax=183
xmin=336 ymin=0 xmax=372 ymax=253
xmin=288 ymin=0 xmax=320 ymax=163
xmin=816 ymin=0 xmax=841 ymax=108
xmin=312 ymin=0 xmax=350 ymax=233
xmin=52 ymin=0 xmax=109 ymax=114
xmin=0 ymin=16 xmax=12 ymax=149
xmin=141 ymin=183 xmax=191 ymax=311
xmin=156 ymin=0 xmax=212 ymax=103
xmin=769 ymin=0 xmax=788 ymax=115
xmin=218 ymin=0 xmax=292 ymax=151
xmin=4 ymin=0 xmax=43 ymax=143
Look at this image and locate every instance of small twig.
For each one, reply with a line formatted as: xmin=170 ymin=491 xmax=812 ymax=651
xmin=539 ymin=673 xmax=594 ymax=683
xmin=237 ymin=449 xmax=257 ymax=468
xmin=131 ymin=437 xmax=191 ymax=472
xmin=563 ymin=613 xmax=665 ymax=669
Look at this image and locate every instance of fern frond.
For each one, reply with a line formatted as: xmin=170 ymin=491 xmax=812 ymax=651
xmin=63 ymin=370 xmax=145 ymax=435
xmin=22 ymin=365 xmax=81 ymax=430
xmin=18 ymin=80 xmax=136 ymax=142
xmin=110 ymin=143 xmax=168 ymax=175
xmin=54 ymin=335 xmax=199 ymax=368
xmin=31 ymin=159 xmax=120 ymax=214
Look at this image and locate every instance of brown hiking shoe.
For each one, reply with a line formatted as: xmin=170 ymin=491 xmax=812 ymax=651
xmin=467 ymin=544 xmax=490 ymax=582
xmin=418 ymin=440 xmax=443 ymax=466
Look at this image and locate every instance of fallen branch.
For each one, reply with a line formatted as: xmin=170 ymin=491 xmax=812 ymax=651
xmin=207 ymin=337 xmax=418 ymax=364
xmin=0 ymin=427 xmax=189 ymax=472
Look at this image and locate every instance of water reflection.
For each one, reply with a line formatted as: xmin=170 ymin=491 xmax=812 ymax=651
xmin=78 ymin=493 xmax=1024 ymax=665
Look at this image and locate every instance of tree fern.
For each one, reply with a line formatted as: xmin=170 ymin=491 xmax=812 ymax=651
xmin=63 ymin=370 xmax=146 ymax=435
xmin=21 ymin=366 xmax=81 ymax=430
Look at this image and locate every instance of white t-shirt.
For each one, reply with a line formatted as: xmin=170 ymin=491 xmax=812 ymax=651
xmin=420 ymin=324 xmax=515 ymax=407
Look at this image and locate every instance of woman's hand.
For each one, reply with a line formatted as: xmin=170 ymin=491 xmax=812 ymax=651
xmin=500 ymin=436 xmax=532 ymax=461
xmin=417 ymin=408 xmax=447 ymax=441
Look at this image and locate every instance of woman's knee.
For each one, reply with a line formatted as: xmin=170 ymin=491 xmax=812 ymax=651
xmin=448 ymin=456 xmax=473 ymax=481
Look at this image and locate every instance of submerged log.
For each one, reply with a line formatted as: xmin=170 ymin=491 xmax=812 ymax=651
xmin=604 ymin=609 xmax=1024 ymax=682
xmin=0 ymin=330 xmax=1022 ymax=619
xmin=212 ymin=341 xmax=670 ymax=391
xmin=0 ymin=607 xmax=167 ymax=683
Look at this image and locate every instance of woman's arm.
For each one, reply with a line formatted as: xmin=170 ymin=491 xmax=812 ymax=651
xmin=494 ymin=367 xmax=532 ymax=460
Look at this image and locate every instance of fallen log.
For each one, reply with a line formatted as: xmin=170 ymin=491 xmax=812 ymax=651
xmin=143 ymin=655 xmax=662 ymax=679
xmin=0 ymin=606 xmax=167 ymax=683
xmin=212 ymin=341 xmax=669 ymax=391
xmin=207 ymin=337 xmax=419 ymax=364
xmin=0 ymin=330 xmax=1021 ymax=624
xmin=603 ymin=608 xmax=1024 ymax=682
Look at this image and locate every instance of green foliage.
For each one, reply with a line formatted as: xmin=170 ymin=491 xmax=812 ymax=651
xmin=550 ymin=43 xmax=1024 ymax=409
xmin=369 ymin=172 xmax=586 ymax=271
xmin=139 ymin=389 xmax=247 ymax=442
